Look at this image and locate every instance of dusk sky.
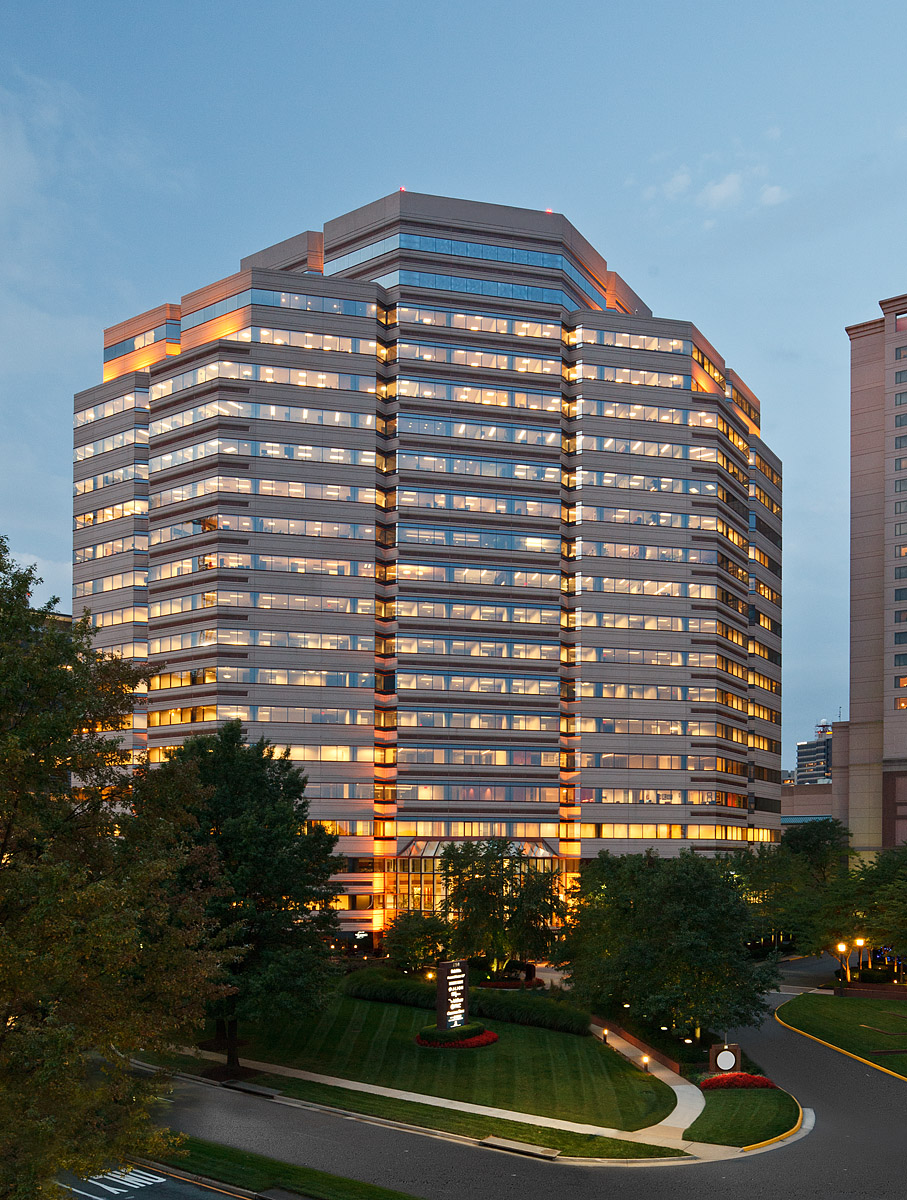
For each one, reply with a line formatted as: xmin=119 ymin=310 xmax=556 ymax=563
xmin=2 ymin=0 xmax=903 ymax=767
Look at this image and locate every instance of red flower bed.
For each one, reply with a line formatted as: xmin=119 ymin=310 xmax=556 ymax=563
xmin=701 ymin=1072 xmax=776 ymax=1090
xmin=415 ymin=1030 xmax=499 ymax=1049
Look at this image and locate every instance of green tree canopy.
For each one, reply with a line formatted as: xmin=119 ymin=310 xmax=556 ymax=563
xmin=383 ymin=910 xmax=449 ymax=973
xmin=567 ymin=850 xmax=777 ymax=1036
xmin=857 ymin=844 xmax=907 ymax=966
xmin=163 ymin=721 xmax=341 ymax=1068
xmin=0 ymin=539 xmax=226 ymax=1199
xmin=440 ymin=839 xmax=565 ymax=970
xmin=781 ymin=817 xmax=852 ymax=885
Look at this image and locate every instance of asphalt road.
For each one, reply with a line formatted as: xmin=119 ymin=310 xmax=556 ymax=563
xmin=166 ymin=969 xmax=907 ymax=1200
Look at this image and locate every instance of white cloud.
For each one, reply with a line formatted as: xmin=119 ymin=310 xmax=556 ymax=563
xmin=663 ymin=168 xmax=691 ymax=199
xmin=697 ymin=172 xmax=743 ymax=210
xmin=759 ymin=184 xmax=788 ymax=206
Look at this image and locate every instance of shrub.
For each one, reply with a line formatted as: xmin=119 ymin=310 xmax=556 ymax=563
xmin=856 ymin=967 xmax=895 ymax=983
xmin=701 ymin=1072 xmax=776 ymax=1090
xmin=417 ymin=1029 xmax=499 ymax=1049
xmin=608 ymin=1014 xmax=715 ymax=1063
xmin=469 ymin=987 xmax=590 ymax=1035
xmin=342 ymin=968 xmax=590 ymax=1035
xmin=416 ymin=1021 xmax=487 ymax=1044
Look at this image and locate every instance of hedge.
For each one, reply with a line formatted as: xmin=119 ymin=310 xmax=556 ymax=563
xmin=416 ymin=1021 xmax=487 ymax=1044
xmin=342 ymin=968 xmax=590 ymax=1035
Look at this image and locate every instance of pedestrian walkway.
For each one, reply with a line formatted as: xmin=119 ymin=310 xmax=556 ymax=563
xmin=175 ymin=1044 xmax=733 ymax=1158
xmin=593 ymin=1026 xmax=705 ymax=1138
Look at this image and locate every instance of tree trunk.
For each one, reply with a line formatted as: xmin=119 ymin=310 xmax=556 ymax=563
xmin=225 ymin=1016 xmax=241 ymax=1072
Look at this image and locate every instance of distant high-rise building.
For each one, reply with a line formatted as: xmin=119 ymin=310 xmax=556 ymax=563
xmin=795 ymin=721 xmax=833 ymax=785
xmin=835 ymin=295 xmax=907 ymax=853
xmin=73 ymin=191 xmax=782 ymax=940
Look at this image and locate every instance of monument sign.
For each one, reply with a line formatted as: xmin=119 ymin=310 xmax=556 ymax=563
xmin=436 ymin=959 xmax=469 ymax=1030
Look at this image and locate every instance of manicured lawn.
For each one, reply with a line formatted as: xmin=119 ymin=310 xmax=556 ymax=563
xmin=248 ymin=1072 xmax=682 ymax=1158
xmin=683 ymin=1088 xmax=800 ymax=1147
xmin=232 ymin=995 xmax=675 ymax=1131
xmin=778 ymin=993 xmax=907 ymax=1077
xmin=154 ymin=1135 xmax=422 ymax=1199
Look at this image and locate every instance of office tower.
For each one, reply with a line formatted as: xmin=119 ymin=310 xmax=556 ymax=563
xmin=795 ymin=721 xmax=833 ymax=785
xmin=73 ymin=191 xmax=781 ymax=940
xmin=838 ymin=295 xmax=907 ymax=853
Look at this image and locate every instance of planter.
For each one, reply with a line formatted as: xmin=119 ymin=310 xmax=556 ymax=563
xmin=591 ymin=1016 xmax=708 ymax=1075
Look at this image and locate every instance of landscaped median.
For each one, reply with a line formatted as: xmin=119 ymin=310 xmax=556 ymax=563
xmin=682 ymin=1080 xmax=801 ymax=1148
xmin=148 ymin=971 xmax=807 ymax=1162
xmin=152 ymin=991 xmax=681 ymax=1159
xmin=776 ymin=992 xmax=907 ymax=1078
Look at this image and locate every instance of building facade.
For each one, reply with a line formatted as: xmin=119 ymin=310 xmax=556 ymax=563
xmin=834 ymin=296 xmax=907 ymax=854
xmin=795 ymin=721 xmax=833 ymax=785
xmin=73 ymin=191 xmax=782 ymax=938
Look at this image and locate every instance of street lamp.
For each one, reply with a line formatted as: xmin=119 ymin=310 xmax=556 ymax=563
xmin=855 ymin=938 xmax=865 ymax=974
xmin=836 ymin=942 xmax=851 ymax=987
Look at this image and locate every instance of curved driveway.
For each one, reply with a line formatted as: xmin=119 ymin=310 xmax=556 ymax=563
xmin=167 ymin=984 xmax=907 ymax=1200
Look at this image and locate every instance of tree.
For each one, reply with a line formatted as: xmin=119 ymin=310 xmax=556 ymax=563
xmin=440 ymin=839 xmax=565 ymax=970
xmin=383 ymin=910 xmax=449 ymax=973
xmin=0 ymin=539 xmax=226 ymax=1199
xmin=856 ymin=844 xmax=907 ymax=974
xmin=781 ymin=817 xmax=852 ymax=885
xmin=726 ymin=843 xmax=802 ymax=950
xmin=163 ymin=721 xmax=341 ymax=1070
xmin=566 ymin=851 xmax=777 ymax=1037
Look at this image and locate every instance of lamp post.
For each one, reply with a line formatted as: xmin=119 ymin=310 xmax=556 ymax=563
xmin=837 ymin=942 xmax=851 ymax=987
xmin=855 ymin=937 xmax=865 ymax=975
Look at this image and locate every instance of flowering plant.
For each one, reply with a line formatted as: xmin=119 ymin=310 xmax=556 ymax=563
xmin=416 ymin=1029 xmax=499 ymax=1049
xmin=701 ymin=1071 xmax=776 ymax=1089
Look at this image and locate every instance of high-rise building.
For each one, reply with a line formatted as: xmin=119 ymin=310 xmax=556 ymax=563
xmin=795 ymin=721 xmax=833 ymax=785
xmin=835 ymin=295 xmax=907 ymax=854
xmin=73 ymin=191 xmax=782 ymax=940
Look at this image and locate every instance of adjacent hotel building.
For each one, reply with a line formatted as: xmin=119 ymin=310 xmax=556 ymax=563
xmin=73 ymin=191 xmax=782 ymax=938
xmin=828 ymin=296 xmax=907 ymax=855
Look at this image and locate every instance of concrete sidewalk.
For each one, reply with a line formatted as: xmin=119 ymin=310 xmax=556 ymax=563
xmin=590 ymin=1026 xmax=705 ymax=1139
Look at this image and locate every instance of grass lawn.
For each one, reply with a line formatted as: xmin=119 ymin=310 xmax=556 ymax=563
xmin=683 ymin=1088 xmax=800 ymax=1147
xmin=218 ymin=995 xmax=675 ymax=1131
xmin=247 ymin=1072 xmax=682 ymax=1158
xmin=153 ymin=1135 xmax=422 ymax=1199
xmin=778 ymin=993 xmax=907 ymax=1077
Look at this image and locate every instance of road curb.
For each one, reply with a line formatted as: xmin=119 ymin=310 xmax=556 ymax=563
xmin=740 ymin=1090 xmax=803 ymax=1151
xmin=129 ymin=1157 xmax=256 ymax=1197
xmin=774 ymin=1002 xmax=907 ymax=1082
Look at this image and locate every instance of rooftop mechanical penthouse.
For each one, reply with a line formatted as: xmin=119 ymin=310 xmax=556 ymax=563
xmin=73 ymin=191 xmax=782 ymax=942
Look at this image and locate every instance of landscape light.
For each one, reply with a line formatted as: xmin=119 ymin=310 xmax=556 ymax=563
xmin=837 ymin=942 xmax=847 ymax=953
xmin=642 ymin=1056 xmax=649 ymax=1072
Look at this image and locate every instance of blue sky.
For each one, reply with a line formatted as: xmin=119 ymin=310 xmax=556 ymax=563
xmin=1 ymin=0 xmax=903 ymax=766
